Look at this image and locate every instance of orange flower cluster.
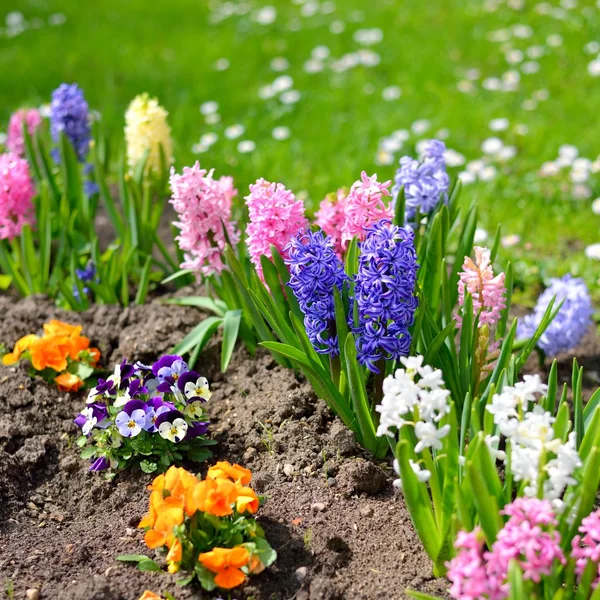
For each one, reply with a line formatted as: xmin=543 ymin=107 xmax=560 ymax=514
xmin=2 ymin=319 xmax=99 ymax=391
xmin=139 ymin=462 xmax=260 ymax=588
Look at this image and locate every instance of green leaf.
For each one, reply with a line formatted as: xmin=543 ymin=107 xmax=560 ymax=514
xmin=137 ymin=559 xmax=161 ymax=572
xmin=466 ymin=459 xmax=501 ymax=546
xmin=135 ymin=256 xmax=153 ymax=305
xmin=0 ymin=274 xmax=12 ymax=290
xmin=140 ymin=460 xmax=158 ymax=474
xmin=195 ymin=564 xmax=217 ymax=591
xmin=80 ymin=446 xmax=96 ymax=459
xmin=406 ymin=592 xmax=442 ymax=600
xmin=252 ymin=537 xmax=277 ymax=568
xmin=165 ymin=295 xmax=227 ymax=317
xmin=221 ymin=309 xmax=242 ymax=372
xmin=508 ymin=561 xmax=526 ymax=600
xmin=161 ymin=268 xmax=195 ymax=285
xmin=172 ymin=316 xmax=222 ymax=357
xmin=116 ymin=554 xmax=153 ymax=563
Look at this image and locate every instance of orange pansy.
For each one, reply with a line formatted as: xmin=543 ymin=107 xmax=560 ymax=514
xmin=43 ymin=320 xmax=82 ymax=337
xmin=143 ymin=505 xmax=184 ymax=549
xmin=138 ymin=592 xmax=163 ymax=600
xmin=166 ymin=537 xmax=183 ymax=574
xmin=2 ymin=334 xmax=38 ymax=365
xmin=235 ymin=485 xmax=260 ymax=515
xmin=55 ymin=372 xmax=84 ymax=392
xmin=88 ymin=347 xmax=101 ymax=366
xmin=199 ymin=546 xmax=250 ymax=590
xmin=207 ymin=461 xmax=252 ymax=485
xmin=189 ymin=478 xmax=238 ymax=517
xmin=248 ymin=554 xmax=265 ymax=575
xmin=28 ymin=337 xmax=69 ymax=372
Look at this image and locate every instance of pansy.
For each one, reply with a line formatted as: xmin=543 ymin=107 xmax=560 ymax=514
xmin=75 ymin=403 xmax=110 ymax=436
xmin=153 ymin=355 xmax=188 ymax=392
xmin=144 ymin=397 xmax=175 ymax=433
xmin=178 ymin=371 xmax=212 ymax=402
xmin=115 ymin=407 xmax=147 ymax=438
xmin=156 ymin=410 xmax=189 ymax=443
xmin=186 ymin=421 xmax=210 ymax=439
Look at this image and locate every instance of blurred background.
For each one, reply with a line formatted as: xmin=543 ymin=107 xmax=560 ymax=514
xmin=2 ymin=0 xmax=600 ymax=301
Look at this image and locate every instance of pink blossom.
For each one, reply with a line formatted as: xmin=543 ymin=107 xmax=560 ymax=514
xmin=7 ymin=109 xmax=42 ymax=157
xmin=170 ymin=162 xmax=240 ymax=279
xmin=340 ymin=171 xmax=393 ymax=248
xmin=572 ymin=509 xmax=600 ymax=588
xmin=458 ymin=246 xmax=506 ymax=327
xmin=315 ymin=188 xmax=347 ymax=257
xmin=447 ymin=528 xmax=501 ymax=600
xmin=245 ymin=178 xmax=308 ymax=280
xmin=0 ymin=152 xmax=36 ymax=240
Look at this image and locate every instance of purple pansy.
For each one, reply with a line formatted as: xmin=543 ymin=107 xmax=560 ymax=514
xmin=186 ymin=421 xmax=210 ymax=439
xmin=115 ymin=408 xmax=146 ymax=438
xmin=155 ymin=409 xmax=188 ymax=443
xmin=75 ymin=403 xmax=110 ymax=436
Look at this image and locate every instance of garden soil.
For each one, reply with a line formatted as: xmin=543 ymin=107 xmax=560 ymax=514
xmin=0 ymin=294 xmax=598 ymax=600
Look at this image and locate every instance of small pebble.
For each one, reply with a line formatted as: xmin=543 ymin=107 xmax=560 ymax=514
xmin=359 ymin=505 xmax=374 ymax=517
xmin=327 ymin=477 xmax=336 ymax=486
xmin=104 ymin=566 xmax=119 ymax=577
xmin=311 ymin=502 xmax=326 ymax=512
xmin=26 ymin=590 xmax=40 ymax=600
xmin=295 ymin=566 xmax=308 ymax=582
xmin=243 ymin=447 xmax=258 ymax=462
xmin=283 ymin=463 xmax=295 ymax=477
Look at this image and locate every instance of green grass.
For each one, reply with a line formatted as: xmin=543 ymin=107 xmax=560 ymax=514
xmin=2 ymin=0 xmax=600 ymax=300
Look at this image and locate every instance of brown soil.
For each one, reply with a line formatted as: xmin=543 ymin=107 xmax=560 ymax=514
xmin=0 ymin=294 xmax=598 ymax=600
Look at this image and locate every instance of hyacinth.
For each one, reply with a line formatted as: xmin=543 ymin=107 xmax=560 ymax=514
xmin=518 ymin=274 xmax=593 ymax=357
xmin=458 ymin=246 xmax=506 ymax=327
xmin=125 ymin=93 xmax=173 ymax=175
xmin=353 ymin=220 xmax=419 ymax=372
xmin=7 ymin=108 xmax=42 ymax=156
xmin=340 ymin=171 xmax=393 ymax=249
xmin=393 ymin=139 xmax=450 ymax=222
xmin=245 ymin=178 xmax=308 ymax=280
xmin=448 ymin=499 xmax=565 ymax=600
xmin=285 ymin=229 xmax=347 ymax=356
xmin=50 ymin=83 xmax=91 ymax=162
xmin=572 ymin=508 xmax=600 ymax=587
xmin=170 ymin=162 xmax=240 ymax=279
xmin=0 ymin=152 xmax=36 ymax=240
xmin=315 ymin=188 xmax=347 ymax=256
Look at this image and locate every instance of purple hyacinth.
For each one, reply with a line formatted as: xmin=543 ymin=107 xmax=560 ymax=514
xmin=285 ymin=229 xmax=348 ymax=356
xmin=50 ymin=83 xmax=91 ymax=163
xmin=392 ymin=139 xmax=450 ymax=222
xmin=518 ymin=275 xmax=594 ymax=357
xmin=353 ymin=220 xmax=419 ymax=372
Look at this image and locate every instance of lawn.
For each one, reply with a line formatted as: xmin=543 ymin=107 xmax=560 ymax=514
xmin=2 ymin=0 xmax=600 ymax=299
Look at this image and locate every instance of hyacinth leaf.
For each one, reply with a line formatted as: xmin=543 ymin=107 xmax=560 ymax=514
xmin=449 ymin=206 xmax=477 ymax=307
xmin=35 ymin=131 xmax=61 ymax=204
xmin=496 ymin=261 xmax=513 ymax=340
xmin=573 ymin=363 xmax=584 ymax=449
xmin=333 ymin=286 xmax=350 ymax=366
xmin=481 ymin=320 xmax=517 ymax=404
xmin=342 ymin=333 xmax=380 ymax=456
xmin=583 ymin=387 xmax=600 ymax=429
xmin=260 ymin=341 xmax=356 ymax=432
xmin=94 ymin=151 xmax=123 ymax=237
xmin=515 ymin=297 xmax=560 ymax=371
xmin=578 ymin=406 xmax=600 ymax=466
xmin=393 ymin=186 xmax=406 ymax=228
xmin=458 ymin=293 xmax=474 ymax=398
xmin=345 ymin=236 xmax=359 ymax=279
xmin=59 ymin=132 xmax=87 ymax=227
xmin=466 ymin=459 xmax=501 ymax=546
xmin=172 ymin=316 xmax=222 ymax=357
xmin=507 ymin=561 xmax=526 ymax=600
xmin=574 ymin=560 xmax=599 ymax=600
xmin=249 ymin=287 xmax=297 ymax=349
xmin=260 ymin=254 xmax=288 ymax=311
xmin=423 ymin=319 xmax=456 ymax=375
xmin=553 ymin=401 xmax=571 ymax=443
xmin=474 ymin=432 xmax=504 ymax=503
xmin=459 ymin=392 xmax=471 ymax=460
xmin=544 ymin=360 xmax=559 ymax=413
xmin=420 ymin=212 xmax=444 ymax=313
xmin=161 ymin=269 xmax=194 ymax=285
xmin=22 ymin=122 xmax=42 ymax=182
xmin=290 ymin=311 xmax=329 ymax=372
xmin=447 ymin=177 xmax=462 ymax=223
xmin=165 ymin=296 xmax=227 ymax=317
xmin=270 ymin=245 xmax=304 ymax=325
xmin=134 ymin=256 xmax=152 ymax=305
xmin=132 ymin=146 xmax=151 ymax=187
xmin=406 ymin=592 xmax=441 ymax=600
xmin=395 ymin=440 xmax=441 ymax=562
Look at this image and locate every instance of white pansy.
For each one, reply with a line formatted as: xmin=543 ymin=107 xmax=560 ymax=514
xmin=158 ymin=418 xmax=188 ymax=443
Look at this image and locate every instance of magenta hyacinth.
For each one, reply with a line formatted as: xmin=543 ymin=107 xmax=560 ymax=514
xmin=0 ymin=152 xmax=36 ymax=240
xmin=245 ymin=178 xmax=308 ymax=279
xmin=315 ymin=188 xmax=347 ymax=257
xmin=572 ymin=508 xmax=600 ymax=588
xmin=7 ymin=109 xmax=42 ymax=157
xmin=458 ymin=246 xmax=506 ymax=328
xmin=170 ymin=162 xmax=240 ymax=279
xmin=340 ymin=171 xmax=393 ymax=249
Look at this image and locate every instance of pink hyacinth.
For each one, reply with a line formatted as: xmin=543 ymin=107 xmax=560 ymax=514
xmin=315 ymin=188 xmax=347 ymax=257
xmin=340 ymin=171 xmax=393 ymax=248
xmin=447 ymin=528 xmax=501 ymax=600
xmin=245 ymin=178 xmax=308 ymax=280
xmin=170 ymin=162 xmax=240 ymax=279
xmin=0 ymin=152 xmax=36 ymax=240
xmin=7 ymin=109 xmax=42 ymax=157
xmin=572 ymin=508 xmax=600 ymax=588
xmin=458 ymin=246 xmax=506 ymax=327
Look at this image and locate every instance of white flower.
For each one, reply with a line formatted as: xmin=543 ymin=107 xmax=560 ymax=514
xmin=184 ymin=376 xmax=211 ymax=401
xmin=392 ymin=458 xmax=431 ymax=490
xmin=416 ymin=365 xmax=445 ymax=391
xmin=585 ymin=243 xmax=600 ymax=260
xmin=482 ymin=137 xmax=504 ymax=155
xmin=184 ymin=401 xmax=205 ymax=420
xmin=489 ymin=118 xmax=509 ymax=131
xmin=400 ymin=355 xmax=424 ymax=371
xmin=419 ymin=388 xmax=452 ymax=422
xmin=485 ymin=434 xmax=506 ymax=461
xmin=414 ymin=422 xmax=450 ymax=453
xmin=158 ymin=418 xmax=188 ymax=443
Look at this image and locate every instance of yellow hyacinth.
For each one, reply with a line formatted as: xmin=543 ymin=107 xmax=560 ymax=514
xmin=124 ymin=93 xmax=173 ymax=176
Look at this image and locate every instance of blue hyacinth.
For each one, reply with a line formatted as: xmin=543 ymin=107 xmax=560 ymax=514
xmin=285 ymin=229 xmax=348 ymax=356
xmin=518 ymin=274 xmax=594 ymax=357
xmin=392 ymin=139 xmax=450 ymax=223
xmin=50 ymin=83 xmax=91 ymax=163
xmin=353 ymin=220 xmax=419 ymax=373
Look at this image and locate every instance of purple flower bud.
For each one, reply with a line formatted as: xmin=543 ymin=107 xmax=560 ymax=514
xmin=186 ymin=421 xmax=210 ymax=439
xmin=89 ymin=456 xmax=109 ymax=472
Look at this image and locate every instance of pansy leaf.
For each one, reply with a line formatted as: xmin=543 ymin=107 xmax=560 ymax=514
xmin=140 ymin=460 xmax=158 ymax=474
xmin=116 ymin=554 xmax=153 ymax=563
xmin=195 ymin=564 xmax=217 ymax=591
xmin=137 ymin=559 xmax=161 ymax=572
